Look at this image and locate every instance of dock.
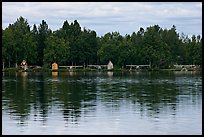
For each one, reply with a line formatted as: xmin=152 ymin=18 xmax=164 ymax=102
xmin=59 ymin=66 xmax=83 ymax=69
xmin=87 ymin=65 xmax=107 ymax=69
xmin=126 ymin=65 xmax=150 ymax=70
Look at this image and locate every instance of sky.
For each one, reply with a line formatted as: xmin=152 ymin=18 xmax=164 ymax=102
xmin=2 ymin=2 xmax=202 ymax=37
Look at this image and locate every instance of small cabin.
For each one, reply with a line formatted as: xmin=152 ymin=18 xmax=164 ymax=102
xmin=107 ymin=60 xmax=113 ymax=70
xmin=20 ymin=60 xmax=28 ymax=71
xmin=52 ymin=63 xmax=58 ymax=71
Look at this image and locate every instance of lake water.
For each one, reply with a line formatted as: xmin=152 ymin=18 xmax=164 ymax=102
xmin=2 ymin=71 xmax=202 ymax=135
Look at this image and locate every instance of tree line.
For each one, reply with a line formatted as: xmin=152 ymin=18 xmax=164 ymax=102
xmin=2 ymin=16 xmax=202 ymax=69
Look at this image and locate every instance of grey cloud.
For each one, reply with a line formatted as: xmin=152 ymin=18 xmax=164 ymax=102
xmin=2 ymin=2 xmax=202 ymax=37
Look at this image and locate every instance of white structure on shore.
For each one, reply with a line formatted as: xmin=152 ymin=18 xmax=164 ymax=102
xmin=20 ymin=60 xmax=28 ymax=71
xmin=107 ymin=60 xmax=113 ymax=70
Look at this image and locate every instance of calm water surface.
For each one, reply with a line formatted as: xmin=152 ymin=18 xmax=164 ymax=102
xmin=2 ymin=71 xmax=202 ymax=135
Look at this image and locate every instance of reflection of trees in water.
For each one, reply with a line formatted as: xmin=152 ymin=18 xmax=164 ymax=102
xmin=2 ymin=73 xmax=49 ymax=125
xmin=97 ymin=81 xmax=179 ymax=118
xmin=96 ymin=71 xmax=201 ymax=118
xmin=174 ymin=74 xmax=202 ymax=107
xmin=55 ymin=75 xmax=97 ymax=124
xmin=3 ymin=72 xmax=98 ymax=126
xmin=58 ymin=81 xmax=83 ymax=124
xmin=131 ymin=83 xmax=178 ymax=118
xmin=2 ymin=72 xmax=31 ymax=125
xmin=34 ymin=74 xmax=49 ymax=124
xmin=2 ymin=71 xmax=202 ymax=126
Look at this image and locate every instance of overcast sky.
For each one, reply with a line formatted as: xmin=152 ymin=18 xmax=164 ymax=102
xmin=2 ymin=2 xmax=202 ymax=37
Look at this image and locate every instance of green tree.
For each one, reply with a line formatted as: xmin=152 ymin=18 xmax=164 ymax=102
xmin=43 ymin=35 xmax=70 ymax=67
xmin=97 ymin=32 xmax=122 ymax=65
xmin=142 ymin=25 xmax=171 ymax=68
xmin=2 ymin=27 xmax=15 ymax=67
xmin=185 ymin=35 xmax=202 ymax=65
xmin=2 ymin=16 xmax=37 ymax=67
xmin=55 ymin=20 xmax=82 ymax=66
xmin=78 ymin=28 xmax=98 ymax=66
xmin=37 ymin=20 xmax=52 ymax=66
xmin=2 ymin=17 xmax=202 ymax=69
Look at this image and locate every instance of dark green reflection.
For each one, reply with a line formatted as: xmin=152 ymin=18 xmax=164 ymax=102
xmin=52 ymin=72 xmax=97 ymax=124
xmin=2 ymin=71 xmax=202 ymax=125
xmin=3 ymin=72 xmax=31 ymax=124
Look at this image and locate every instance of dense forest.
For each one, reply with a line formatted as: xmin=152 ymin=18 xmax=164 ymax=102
xmin=2 ymin=16 xmax=202 ymax=69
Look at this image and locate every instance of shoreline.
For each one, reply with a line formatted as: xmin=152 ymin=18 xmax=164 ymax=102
xmin=2 ymin=67 xmax=202 ymax=73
